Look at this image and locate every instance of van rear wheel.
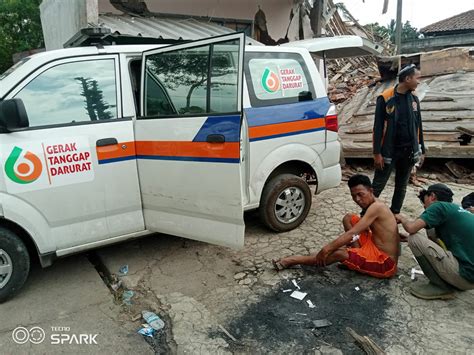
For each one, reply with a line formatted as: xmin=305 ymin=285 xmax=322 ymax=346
xmin=259 ymin=174 xmax=312 ymax=232
xmin=0 ymin=227 xmax=30 ymax=303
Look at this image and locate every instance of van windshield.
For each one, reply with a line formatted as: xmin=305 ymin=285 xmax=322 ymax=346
xmin=0 ymin=57 xmax=30 ymax=81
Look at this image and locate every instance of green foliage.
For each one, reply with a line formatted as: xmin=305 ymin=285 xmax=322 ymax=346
xmin=0 ymin=0 xmax=44 ymax=74
xmin=365 ymin=20 xmax=420 ymax=44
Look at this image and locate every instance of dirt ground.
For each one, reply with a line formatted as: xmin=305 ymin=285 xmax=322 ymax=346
xmin=96 ymin=167 xmax=474 ymax=354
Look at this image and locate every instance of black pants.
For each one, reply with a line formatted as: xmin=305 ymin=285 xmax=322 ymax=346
xmin=372 ymin=149 xmax=414 ymax=214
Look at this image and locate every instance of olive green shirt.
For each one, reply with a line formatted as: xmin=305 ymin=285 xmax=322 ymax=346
xmin=420 ymin=202 xmax=474 ymax=283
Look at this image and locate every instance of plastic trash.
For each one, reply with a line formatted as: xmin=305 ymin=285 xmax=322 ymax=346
xmin=142 ymin=311 xmax=165 ymax=331
xmin=138 ymin=326 xmax=155 ymax=337
xmin=111 ymin=280 xmax=122 ymax=292
xmin=411 ymin=267 xmax=424 ymax=280
xmin=122 ymin=290 xmax=134 ymax=305
xmin=290 ymin=290 xmax=307 ymax=300
xmin=313 ymin=319 xmax=332 ymax=328
xmin=119 ymin=265 xmax=129 ymax=275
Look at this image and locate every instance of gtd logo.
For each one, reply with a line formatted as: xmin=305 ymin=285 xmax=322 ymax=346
xmin=261 ymin=68 xmax=281 ymax=93
xmin=12 ymin=326 xmax=46 ymax=344
xmin=4 ymin=146 xmax=43 ymax=184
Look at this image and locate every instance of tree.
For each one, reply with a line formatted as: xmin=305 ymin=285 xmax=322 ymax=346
xmin=75 ymin=77 xmax=113 ymax=120
xmin=147 ymin=44 xmax=237 ymax=114
xmin=365 ymin=20 xmax=420 ymax=44
xmin=0 ymin=0 xmax=44 ymax=74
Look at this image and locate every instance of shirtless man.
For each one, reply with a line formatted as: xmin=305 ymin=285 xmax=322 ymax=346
xmin=273 ymin=174 xmax=400 ymax=278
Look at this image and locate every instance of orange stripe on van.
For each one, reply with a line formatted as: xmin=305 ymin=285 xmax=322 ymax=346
xmin=135 ymin=141 xmax=240 ymax=159
xmin=249 ymin=117 xmax=325 ymax=140
xmin=96 ymin=141 xmax=136 ymax=162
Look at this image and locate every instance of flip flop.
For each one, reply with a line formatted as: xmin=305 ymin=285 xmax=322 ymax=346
xmin=272 ymin=259 xmax=287 ymax=272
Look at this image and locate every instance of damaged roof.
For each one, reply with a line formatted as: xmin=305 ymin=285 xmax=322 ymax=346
xmin=421 ymin=10 xmax=474 ymax=35
xmin=97 ymin=14 xmax=260 ymax=44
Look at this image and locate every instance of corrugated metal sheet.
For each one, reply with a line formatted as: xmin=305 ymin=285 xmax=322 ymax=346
xmin=97 ymin=14 xmax=261 ymax=44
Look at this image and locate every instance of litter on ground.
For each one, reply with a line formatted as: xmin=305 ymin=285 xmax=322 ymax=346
xmin=290 ymin=291 xmax=307 ymax=300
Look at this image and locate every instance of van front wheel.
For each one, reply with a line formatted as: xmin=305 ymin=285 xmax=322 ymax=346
xmin=0 ymin=228 xmax=30 ymax=303
xmin=259 ymin=174 xmax=312 ymax=232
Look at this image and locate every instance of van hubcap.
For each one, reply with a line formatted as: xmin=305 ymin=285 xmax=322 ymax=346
xmin=275 ymin=187 xmax=305 ymax=224
xmin=0 ymin=249 xmax=13 ymax=289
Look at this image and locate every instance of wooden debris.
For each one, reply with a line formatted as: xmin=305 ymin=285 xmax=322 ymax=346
xmin=339 ymin=70 xmax=474 ymax=159
xmin=445 ymin=161 xmax=470 ymax=179
xmin=346 ymin=327 xmax=386 ymax=355
xmin=323 ymin=0 xmax=391 ymax=104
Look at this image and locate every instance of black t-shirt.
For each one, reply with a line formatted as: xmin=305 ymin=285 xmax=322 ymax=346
xmin=395 ymin=93 xmax=413 ymax=148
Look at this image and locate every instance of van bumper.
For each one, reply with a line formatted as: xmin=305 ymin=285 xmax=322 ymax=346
xmin=316 ymin=163 xmax=342 ymax=194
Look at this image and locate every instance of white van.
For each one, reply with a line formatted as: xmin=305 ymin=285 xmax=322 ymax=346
xmin=0 ymin=33 xmax=350 ymax=301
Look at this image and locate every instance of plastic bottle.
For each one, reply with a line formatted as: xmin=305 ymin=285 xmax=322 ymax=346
xmin=142 ymin=311 xmax=165 ymax=331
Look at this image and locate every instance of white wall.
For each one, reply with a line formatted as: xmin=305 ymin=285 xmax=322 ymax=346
xmin=41 ymin=0 xmax=98 ymax=50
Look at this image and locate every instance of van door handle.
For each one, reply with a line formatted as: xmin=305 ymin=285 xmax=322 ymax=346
xmin=96 ymin=138 xmax=118 ymax=147
xmin=206 ymin=134 xmax=225 ymax=143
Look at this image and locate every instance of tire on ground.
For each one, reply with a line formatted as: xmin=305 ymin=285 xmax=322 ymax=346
xmin=259 ymin=174 xmax=312 ymax=232
xmin=0 ymin=227 xmax=30 ymax=303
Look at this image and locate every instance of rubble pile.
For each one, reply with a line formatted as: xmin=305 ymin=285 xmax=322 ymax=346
xmin=323 ymin=1 xmax=393 ymax=104
xmin=327 ymin=61 xmax=379 ymax=103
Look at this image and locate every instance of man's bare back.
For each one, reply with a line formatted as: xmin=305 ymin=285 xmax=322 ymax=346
xmin=360 ymin=199 xmax=400 ymax=261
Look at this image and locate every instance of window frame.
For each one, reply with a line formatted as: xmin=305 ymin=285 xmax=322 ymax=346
xmin=141 ymin=40 xmax=241 ymax=120
xmin=6 ymin=54 xmax=122 ymax=131
xmin=244 ymin=51 xmax=316 ymax=108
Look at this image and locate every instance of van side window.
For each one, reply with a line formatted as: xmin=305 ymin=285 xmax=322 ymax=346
xmin=244 ymin=52 xmax=316 ymax=108
xmin=14 ymin=59 xmax=118 ymax=127
xmin=143 ymin=39 xmax=239 ymax=117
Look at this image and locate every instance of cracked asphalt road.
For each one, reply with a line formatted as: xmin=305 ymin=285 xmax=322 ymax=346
xmin=98 ymin=173 xmax=474 ymax=354
xmin=1 ymin=172 xmax=472 ymax=354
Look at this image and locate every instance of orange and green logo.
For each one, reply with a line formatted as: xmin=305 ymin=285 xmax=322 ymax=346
xmin=261 ymin=68 xmax=280 ymax=93
xmin=5 ymin=146 xmax=42 ymax=184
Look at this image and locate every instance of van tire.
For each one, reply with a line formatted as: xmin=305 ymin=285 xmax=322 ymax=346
xmin=0 ymin=228 xmax=30 ymax=303
xmin=259 ymin=174 xmax=312 ymax=232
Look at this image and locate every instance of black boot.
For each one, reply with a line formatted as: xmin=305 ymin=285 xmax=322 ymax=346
xmin=410 ymin=256 xmax=455 ymax=300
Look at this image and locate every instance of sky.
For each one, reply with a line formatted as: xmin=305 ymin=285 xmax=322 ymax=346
xmin=338 ymin=0 xmax=473 ymax=30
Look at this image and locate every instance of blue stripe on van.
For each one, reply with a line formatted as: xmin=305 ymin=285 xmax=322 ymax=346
xmin=244 ymin=97 xmax=331 ymax=127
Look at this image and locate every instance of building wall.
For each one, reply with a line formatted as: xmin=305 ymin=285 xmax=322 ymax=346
xmin=40 ymin=0 xmax=99 ymax=50
xmin=41 ymin=0 xmax=296 ymax=50
xmin=99 ymin=0 xmax=294 ymax=42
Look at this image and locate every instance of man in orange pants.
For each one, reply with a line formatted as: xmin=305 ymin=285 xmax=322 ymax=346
xmin=273 ymin=174 xmax=400 ymax=278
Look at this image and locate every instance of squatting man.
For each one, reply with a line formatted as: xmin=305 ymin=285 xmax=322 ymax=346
xmin=396 ymin=183 xmax=474 ymax=300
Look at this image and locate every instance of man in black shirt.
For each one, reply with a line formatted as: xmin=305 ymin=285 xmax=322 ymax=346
xmin=372 ymin=64 xmax=426 ymax=214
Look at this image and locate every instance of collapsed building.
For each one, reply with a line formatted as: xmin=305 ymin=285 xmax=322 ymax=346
xmin=338 ymin=47 xmax=474 ymax=160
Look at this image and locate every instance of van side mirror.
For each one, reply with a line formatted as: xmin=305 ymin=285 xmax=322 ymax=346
xmin=0 ymin=98 xmax=29 ymax=132
xmin=298 ymin=91 xmax=313 ymax=102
